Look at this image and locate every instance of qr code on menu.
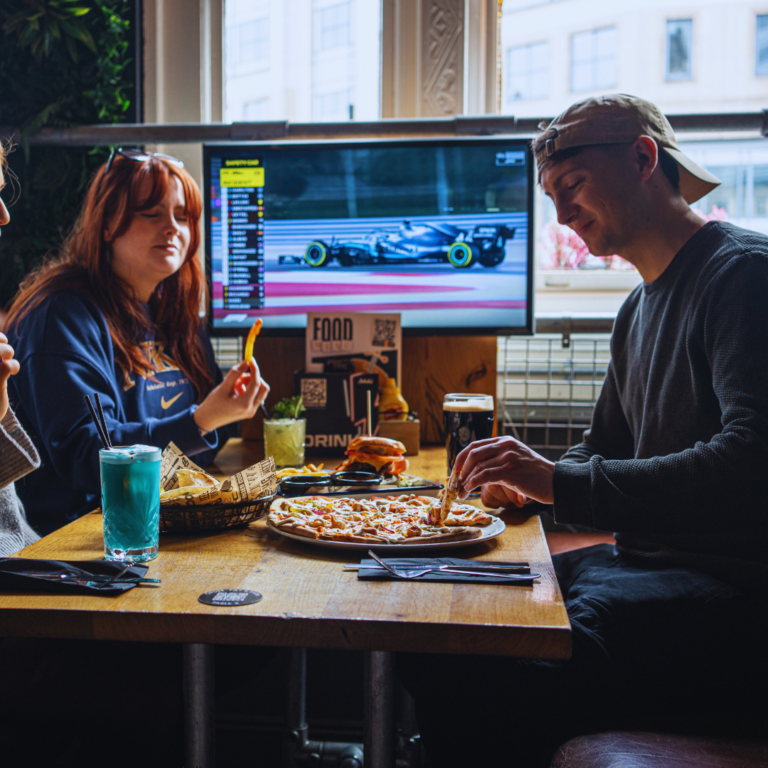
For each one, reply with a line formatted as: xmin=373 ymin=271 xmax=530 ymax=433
xmin=372 ymin=319 xmax=397 ymax=347
xmin=301 ymin=378 xmax=327 ymax=408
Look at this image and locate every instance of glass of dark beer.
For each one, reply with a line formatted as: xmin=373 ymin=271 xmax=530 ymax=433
xmin=443 ymin=393 xmax=495 ymax=477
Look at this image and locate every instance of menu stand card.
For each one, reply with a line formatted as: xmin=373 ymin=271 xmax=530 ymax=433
xmin=305 ymin=312 xmax=402 ymax=387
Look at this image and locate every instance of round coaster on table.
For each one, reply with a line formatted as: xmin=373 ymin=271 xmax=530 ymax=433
xmin=198 ymin=589 xmax=263 ymax=607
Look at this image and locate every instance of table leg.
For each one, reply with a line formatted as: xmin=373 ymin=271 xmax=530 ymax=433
xmin=364 ymin=650 xmax=396 ymax=768
xmin=183 ymin=643 xmax=215 ymax=768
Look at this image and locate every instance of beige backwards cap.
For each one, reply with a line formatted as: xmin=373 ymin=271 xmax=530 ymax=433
xmin=534 ymin=94 xmax=721 ymax=204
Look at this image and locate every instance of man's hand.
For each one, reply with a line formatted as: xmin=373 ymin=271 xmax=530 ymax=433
xmin=454 ymin=436 xmax=555 ymax=508
xmin=0 ymin=333 xmax=20 ymax=422
xmin=193 ymin=357 xmax=270 ymax=433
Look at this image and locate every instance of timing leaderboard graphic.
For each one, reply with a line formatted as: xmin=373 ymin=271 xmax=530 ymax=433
xmin=206 ymin=140 xmax=534 ymax=333
xmin=209 ymin=157 xmax=266 ymax=311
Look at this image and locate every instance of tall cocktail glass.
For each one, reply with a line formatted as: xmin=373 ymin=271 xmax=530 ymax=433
xmin=100 ymin=445 xmax=161 ymax=562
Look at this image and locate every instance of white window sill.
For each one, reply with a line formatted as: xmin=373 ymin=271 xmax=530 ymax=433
xmin=536 ymin=270 xmax=643 ymax=292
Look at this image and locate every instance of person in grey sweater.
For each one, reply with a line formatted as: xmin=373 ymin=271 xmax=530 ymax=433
xmin=0 ymin=402 xmax=40 ymax=557
xmin=401 ymin=96 xmax=768 ymax=767
xmin=0 ymin=154 xmax=40 ymax=557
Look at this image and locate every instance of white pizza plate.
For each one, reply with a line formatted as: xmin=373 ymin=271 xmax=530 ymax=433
xmin=266 ymin=514 xmax=506 ymax=552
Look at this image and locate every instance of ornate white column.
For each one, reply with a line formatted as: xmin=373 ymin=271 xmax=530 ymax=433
xmin=382 ymin=0 xmax=498 ymax=118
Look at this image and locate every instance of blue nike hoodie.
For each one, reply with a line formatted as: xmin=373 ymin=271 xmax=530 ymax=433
xmin=7 ymin=289 xmax=228 ymax=534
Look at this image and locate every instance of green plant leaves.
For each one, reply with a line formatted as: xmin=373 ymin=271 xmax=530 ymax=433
xmin=0 ymin=0 xmax=134 ymax=308
xmin=2 ymin=0 xmax=96 ymax=62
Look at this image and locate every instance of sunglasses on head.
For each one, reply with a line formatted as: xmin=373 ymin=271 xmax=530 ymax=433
xmin=104 ymin=147 xmax=185 ymax=176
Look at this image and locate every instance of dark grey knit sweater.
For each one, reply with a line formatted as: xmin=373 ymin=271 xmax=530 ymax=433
xmin=553 ymin=222 xmax=768 ymax=589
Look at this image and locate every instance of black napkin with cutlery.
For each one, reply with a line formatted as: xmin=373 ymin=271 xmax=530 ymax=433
xmin=0 ymin=558 xmax=155 ymax=595
xmin=356 ymin=557 xmax=537 ymax=585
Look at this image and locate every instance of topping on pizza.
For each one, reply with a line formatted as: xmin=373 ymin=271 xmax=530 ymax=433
xmin=268 ymin=494 xmax=494 ymax=544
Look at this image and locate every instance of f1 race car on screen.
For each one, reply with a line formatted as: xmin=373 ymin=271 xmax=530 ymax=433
xmin=289 ymin=221 xmax=517 ymax=269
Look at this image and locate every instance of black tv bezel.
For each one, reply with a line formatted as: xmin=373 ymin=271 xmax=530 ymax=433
xmin=203 ymin=136 xmax=535 ymax=338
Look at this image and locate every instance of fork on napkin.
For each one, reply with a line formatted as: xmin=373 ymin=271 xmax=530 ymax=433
xmin=354 ymin=555 xmax=538 ymax=585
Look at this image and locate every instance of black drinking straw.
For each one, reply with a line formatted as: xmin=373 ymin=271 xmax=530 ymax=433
xmin=84 ymin=395 xmax=109 ymax=450
xmin=94 ymin=393 xmax=113 ymax=449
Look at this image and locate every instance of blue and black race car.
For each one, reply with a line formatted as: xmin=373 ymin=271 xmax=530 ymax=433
xmin=300 ymin=220 xmax=516 ymax=269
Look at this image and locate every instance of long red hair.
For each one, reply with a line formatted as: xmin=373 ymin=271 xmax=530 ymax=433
xmin=5 ymin=155 xmax=214 ymax=399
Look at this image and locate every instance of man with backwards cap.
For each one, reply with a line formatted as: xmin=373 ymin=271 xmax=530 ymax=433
xmin=400 ymin=95 xmax=768 ymax=766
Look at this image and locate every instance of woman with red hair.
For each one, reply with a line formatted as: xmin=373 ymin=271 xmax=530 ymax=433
xmin=5 ymin=148 xmax=268 ymax=534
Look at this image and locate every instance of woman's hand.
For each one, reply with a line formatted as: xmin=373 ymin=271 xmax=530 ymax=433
xmin=0 ymin=333 xmax=20 ymax=422
xmin=454 ymin=436 xmax=555 ymax=507
xmin=193 ymin=357 xmax=270 ymax=434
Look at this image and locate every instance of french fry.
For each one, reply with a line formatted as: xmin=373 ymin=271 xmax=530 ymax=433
xmin=276 ymin=464 xmax=330 ymax=480
xmin=244 ymin=318 xmax=263 ymax=363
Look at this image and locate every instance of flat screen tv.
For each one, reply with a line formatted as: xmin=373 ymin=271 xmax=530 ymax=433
xmin=203 ymin=138 xmax=534 ymax=336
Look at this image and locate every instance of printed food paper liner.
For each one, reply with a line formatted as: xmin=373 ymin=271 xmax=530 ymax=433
xmin=160 ymin=442 xmax=277 ymax=506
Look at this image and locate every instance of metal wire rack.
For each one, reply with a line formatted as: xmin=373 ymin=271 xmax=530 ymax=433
xmin=500 ymin=334 xmax=611 ymax=462
xmin=211 ymin=336 xmax=243 ymax=371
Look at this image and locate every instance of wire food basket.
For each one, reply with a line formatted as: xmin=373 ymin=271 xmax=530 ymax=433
xmin=159 ymin=494 xmax=275 ymax=534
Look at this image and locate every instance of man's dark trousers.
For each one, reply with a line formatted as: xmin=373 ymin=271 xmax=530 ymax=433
xmin=398 ymin=544 xmax=767 ymax=768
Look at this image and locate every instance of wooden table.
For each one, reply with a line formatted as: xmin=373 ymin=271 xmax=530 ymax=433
xmin=0 ymin=441 xmax=571 ymax=767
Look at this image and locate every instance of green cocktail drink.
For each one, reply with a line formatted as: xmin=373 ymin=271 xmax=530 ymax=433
xmin=100 ymin=445 xmax=161 ymax=562
xmin=264 ymin=419 xmax=306 ymax=468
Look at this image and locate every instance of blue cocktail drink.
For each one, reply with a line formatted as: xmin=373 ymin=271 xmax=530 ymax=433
xmin=100 ymin=445 xmax=161 ymax=562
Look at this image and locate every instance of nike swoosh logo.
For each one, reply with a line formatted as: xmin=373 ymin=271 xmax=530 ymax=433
xmin=161 ymin=392 xmax=184 ymax=410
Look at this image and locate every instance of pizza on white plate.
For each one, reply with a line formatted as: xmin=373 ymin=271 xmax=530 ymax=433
xmin=268 ymin=493 xmax=496 ymax=545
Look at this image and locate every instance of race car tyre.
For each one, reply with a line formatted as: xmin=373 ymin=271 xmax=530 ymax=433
xmin=305 ymin=240 xmax=331 ymax=267
xmin=478 ymin=249 xmax=506 ymax=268
xmin=447 ymin=241 xmax=478 ymax=268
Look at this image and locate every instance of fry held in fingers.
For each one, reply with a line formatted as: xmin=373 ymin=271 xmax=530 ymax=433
xmin=243 ymin=317 xmax=263 ymax=364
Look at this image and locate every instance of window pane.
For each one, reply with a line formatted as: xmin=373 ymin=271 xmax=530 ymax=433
xmin=530 ymin=70 xmax=548 ymax=99
xmin=320 ymin=2 xmax=351 ymax=50
xmin=507 ymin=41 xmax=548 ymax=100
xmin=570 ymin=27 xmax=616 ymax=92
xmin=531 ymin=41 xmax=549 ymax=69
xmin=571 ymin=31 xmax=593 ymax=63
xmin=595 ymin=58 xmax=616 ymax=89
xmin=224 ymin=0 xmax=381 ymax=123
xmin=666 ymin=19 xmax=692 ymax=80
xmin=754 ymin=165 xmax=768 ymax=216
xmin=509 ymin=46 xmax=526 ymax=73
xmin=757 ymin=15 xmax=768 ymax=76
xmin=595 ymin=27 xmax=616 ymax=58
xmin=706 ymin=166 xmax=740 ymax=217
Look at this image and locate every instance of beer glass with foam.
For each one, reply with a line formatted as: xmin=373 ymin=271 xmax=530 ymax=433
xmin=442 ymin=393 xmax=495 ymax=477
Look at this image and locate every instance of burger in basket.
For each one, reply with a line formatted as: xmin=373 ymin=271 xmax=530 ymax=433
xmin=335 ymin=435 xmax=409 ymax=477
